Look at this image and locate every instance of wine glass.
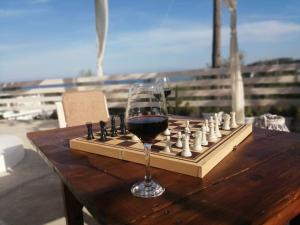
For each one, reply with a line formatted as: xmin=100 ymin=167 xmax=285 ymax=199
xmin=125 ymin=83 xmax=168 ymax=198
xmin=156 ymin=77 xmax=171 ymax=99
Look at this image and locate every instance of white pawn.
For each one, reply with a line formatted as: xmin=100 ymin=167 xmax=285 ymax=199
xmin=208 ymin=119 xmax=217 ymax=142
xmin=181 ymin=134 xmax=192 ymax=157
xmin=193 ymin=130 xmax=203 ymax=152
xmin=164 ymin=127 xmax=171 ymax=135
xmin=223 ymin=114 xmax=231 ymax=130
xmin=201 ymin=124 xmax=208 ymax=146
xmin=164 ymin=136 xmax=171 ymax=153
xmin=205 ymin=119 xmax=209 ymax=132
xmin=230 ymin=112 xmax=238 ymax=128
xmin=131 ymin=135 xmax=139 ymax=142
xmin=185 ymin=120 xmax=191 ymax=134
xmin=176 ymin=131 xmax=183 ymax=148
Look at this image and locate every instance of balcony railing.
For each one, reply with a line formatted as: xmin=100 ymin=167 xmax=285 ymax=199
xmin=0 ymin=63 xmax=299 ymax=115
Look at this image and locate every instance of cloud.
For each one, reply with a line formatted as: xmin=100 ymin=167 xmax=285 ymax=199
xmin=1 ymin=20 xmax=300 ymax=81
xmin=106 ymin=20 xmax=300 ymax=56
xmin=0 ymin=8 xmax=48 ymax=17
xmin=238 ymin=20 xmax=300 ymax=42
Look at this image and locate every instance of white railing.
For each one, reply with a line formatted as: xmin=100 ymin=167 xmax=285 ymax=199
xmin=0 ymin=63 xmax=299 ymax=115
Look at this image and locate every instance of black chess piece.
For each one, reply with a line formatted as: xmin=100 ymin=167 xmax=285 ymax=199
xmin=99 ymin=121 xmax=107 ymax=141
xmin=110 ymin=116 xmax=117 ymax=137
xmin=119 ymin=113 xmax=127 ymax=135
xmin=86 ymin=122 xmax=94 ymax=140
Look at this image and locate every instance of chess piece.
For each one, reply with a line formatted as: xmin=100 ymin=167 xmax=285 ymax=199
xmin=131 ymin=135 xmax=139 ymax=142
xmin=164 ymin=136 xmax=171 ymax=153
xmin=208 ymin=119 xmax=217 ymax=142
xmin=176 ymin=131 xmax=183 ymax=148
xmin=99 ymin=121 xmax=107 ymax=141
xmin=193 ymin=130 xmax=203 ymax=152
xmin=181 ymin=134 xmax=192 ymax=157
xmin=201 ymin=124 xmax=208 ymax=146
xmin=230 ymin=112 xmax=238 ymax=128
xmin=164 ymin=128 xmax=171 ymax=136
xmin=110 ymin=116 xmax=117 ymax=137
xmin=223 ymin=114 xmax=231 ymax=130
xmin=119 ymin=113 xmax=127 ymax=135
xmin=205 ymin=119 xmax=209 ymax=132
xmin=214 ymin=115 xmax=222 ymax=138
xmin=218 ymin=111 xmax=224 ymax=124
xmin=185 ymin=120 xmax=191 ymax=134
xmin=86 ymin=122 xmax=94 ymax=140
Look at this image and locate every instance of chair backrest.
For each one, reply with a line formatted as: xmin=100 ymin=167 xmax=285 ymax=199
xmin=62 ymin=90 xmax=110 ymax=127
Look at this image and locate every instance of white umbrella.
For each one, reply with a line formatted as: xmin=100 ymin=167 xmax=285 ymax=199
xmin=95 ymin=0 xmax=109 ymax=78
xmin=225 ymin=0 xmax=245 ymax=123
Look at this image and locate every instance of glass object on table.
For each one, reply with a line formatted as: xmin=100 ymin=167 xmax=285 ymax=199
xmin=125 ymin=83 xmax=168 ymax=198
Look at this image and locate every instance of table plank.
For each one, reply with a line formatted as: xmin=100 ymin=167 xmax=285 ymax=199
xmin=27 ymin=126 xmax=300 ymax=225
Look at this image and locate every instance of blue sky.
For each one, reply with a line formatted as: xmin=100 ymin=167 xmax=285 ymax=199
xmin=1 ymin=0 xmax=300 ymax=82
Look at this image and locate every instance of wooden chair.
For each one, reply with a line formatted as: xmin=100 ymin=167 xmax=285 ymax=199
xmin=60 ymin=90 xmax=110 ymax=127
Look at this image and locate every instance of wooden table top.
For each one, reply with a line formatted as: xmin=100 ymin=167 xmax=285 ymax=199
xmin=27 ymin=126 xmax=300 ymax=225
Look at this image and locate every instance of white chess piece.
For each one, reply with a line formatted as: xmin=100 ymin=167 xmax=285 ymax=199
xmin=176 ymin=131 xmax=183 ymax=148
xmin=164 ymin=136 xmax=171 ymax=153
xmin=181 ymin=134 xmax=192 ymax=157
xmin=205 ymin=119 xmax=209 ymax=132
xmin=193 ymin=130 xmax=203 ymax=152
xmin=164 ymin=128 xmax=171 ymax=135
xmin=214 ymin=116 xmax=222 ymax=138
xmin=201 ymin=124 xmax=208 ymax=146
xmin=218 ymin=111 xmax=224 ymax=124
xmin=208 ymin=119 xmax=217 ymax=142
xmin=131 ymin=135 xmax=139 ymax=141
xmin=185 ymin=120 xmax=191 ymax=134
xmin=223 ymin=114 xmax=231 ymax=130
xmin=230 ymin=112 xmax=238 ymax=128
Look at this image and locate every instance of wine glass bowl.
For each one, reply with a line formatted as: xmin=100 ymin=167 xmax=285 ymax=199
xmin=156 ymin=77 xmax=171 ymax=98
xmin=126 ymin=83 xmax=168 ymax=198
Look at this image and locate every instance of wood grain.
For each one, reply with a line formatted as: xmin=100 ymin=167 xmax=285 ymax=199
xmin=27 ymin=126 xmax=300 ymax=225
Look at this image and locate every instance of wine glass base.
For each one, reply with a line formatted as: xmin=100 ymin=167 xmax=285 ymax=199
xmin=131 ymin=180 xmax=165 ymax=198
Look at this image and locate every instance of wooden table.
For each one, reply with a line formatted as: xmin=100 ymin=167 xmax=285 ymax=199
xmin=27 ymin=126 xmax=300 ymax=225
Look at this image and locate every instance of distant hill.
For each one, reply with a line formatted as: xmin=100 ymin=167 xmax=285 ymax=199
xmin=247 ymin=57 xmax=300 ymax=66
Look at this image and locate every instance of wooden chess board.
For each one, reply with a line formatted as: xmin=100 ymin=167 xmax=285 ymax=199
xmin=70 ymin=119 xmax=252 ymax=178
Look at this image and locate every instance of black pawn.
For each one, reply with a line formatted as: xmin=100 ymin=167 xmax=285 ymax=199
xmin=86 ymin=122 xmax=94 ymax=140
xmin=99 ymin=121 xmax=107 ymax=141
xmin=111 ymin=116 xmax=117 ymax=137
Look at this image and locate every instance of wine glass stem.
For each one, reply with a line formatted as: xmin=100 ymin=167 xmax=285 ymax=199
xmin=143 ymin=143 xmax=152 ymax=184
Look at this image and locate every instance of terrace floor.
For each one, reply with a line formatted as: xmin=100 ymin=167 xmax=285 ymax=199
xmin=0 ymin=120 xmax=99 ymax=225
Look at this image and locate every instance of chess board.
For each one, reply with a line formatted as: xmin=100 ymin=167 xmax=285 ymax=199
xmin=70 ymin=119 xmax=252 ymax=178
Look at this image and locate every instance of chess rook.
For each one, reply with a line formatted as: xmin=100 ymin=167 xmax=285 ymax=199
xmin=181 ymin=134 xmax=192 ymax=157
xmin=214 ymin=115 xmax=222 ymax=138
xmin=201 ymin=125 xmax=208 ymax=146
xmin=193 ymin=130 xmax=203 ymax=152
xmin=208 ymin=119 xmax=217 ymax=142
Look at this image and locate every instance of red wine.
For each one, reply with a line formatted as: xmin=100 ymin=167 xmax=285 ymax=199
xmin=164 ymin=89 xmax=171 ymax=98
xmin=127 ymin=115 xmax=168 ymax=143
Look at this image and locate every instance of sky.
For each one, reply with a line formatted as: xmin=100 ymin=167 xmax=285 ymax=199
xmin=1 ymin=0 xmax=300 ymax=82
